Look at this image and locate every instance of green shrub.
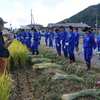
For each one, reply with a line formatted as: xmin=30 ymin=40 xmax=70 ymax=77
xmin=8 ymin=40 xmax=30 ymax=70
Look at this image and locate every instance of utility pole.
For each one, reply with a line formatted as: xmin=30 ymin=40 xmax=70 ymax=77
xmin=30 ymin=9 xmax=37 ymax=29
xmin=31 ymin=9 xmax=33 ymax=25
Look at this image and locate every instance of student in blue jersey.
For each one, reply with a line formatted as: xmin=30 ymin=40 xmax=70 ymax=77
xmin=16 ymin=29 xmax=24 ymax=43
xmin=74 ymin=28 xmax=80 ymax=52
xmin=25 ymin=30 xmax=32 ymax=49
xmin=31 ymin=28 xmax=40 ymax=55
xmin=59 ymin=26 xmax=68 ymax=58
xmin=45 ymin=30 xmax=49 ymax=46
xmin=83 ymin=27 xmax=96 ymax=70
xmin=48 ymin=28 xmax=54 ymax=48
xmin=90 ymin=28 xmax=96 ymax=49
xmin=55 ymin=28 xmax=61 ymax=56
xmin=19 ymin=29 xmax=26 ymax=44
xmin=68 ymin=26 xmax=76 ymax=63
xmin=96 ymin=32 xmax=100 ymax=57
xmin=38 ymin=31 xmax=41 ymax=45
xmin=23 ymin=30 xmax=30 ymax=47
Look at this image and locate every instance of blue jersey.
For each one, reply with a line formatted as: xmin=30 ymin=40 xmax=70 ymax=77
xmin=68 ymin=32 xmax=75 ymax=50
xmin=48 ymin=32 xmax=54 ymax=40
xmin=74 ymin=32 xmax=80 ymax=48
xmin=45 ymin=32 xmax=49 ymax=39
xmin=34 ymin=32 xmax=41 ymax=41
xmin=55 ymin=32 xmax=61 ymax=43
xmin=83 ymin=33 xmax=96 ymax=49
xmin=60 ymin=31 xmax=68 ymax=46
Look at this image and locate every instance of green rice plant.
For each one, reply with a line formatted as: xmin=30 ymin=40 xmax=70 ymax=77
xmin=62 ymin=89 xmax=100 ymax=100
xmin=8 ymin=40 xmax=30 ymax=69
xmin=0 ymin=74 xmax=12 ymax=100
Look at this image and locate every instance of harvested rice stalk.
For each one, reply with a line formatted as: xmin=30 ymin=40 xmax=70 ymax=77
xmin=52 ymin=73 xmax=84 ymax=84
xmin=33 ymin=63 xmax=62 ymax=69
xmin=32 ymin=58 xmax=51 ymax=64
xmin=62 ymin=89 xmax=100 ymax=100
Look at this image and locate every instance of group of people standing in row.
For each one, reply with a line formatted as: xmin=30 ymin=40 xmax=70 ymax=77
xmin=45 ymin=26 xmax=78 ymax=63
xmin=44 ymin=26 xmax=100 ymax=71
xmin=13 ymin=25 xmax=100 ymax=71
xmin=16 ymin=28 xmax=41 ymax=55
xmin=0 ymin=17 xmax=100 ymax=74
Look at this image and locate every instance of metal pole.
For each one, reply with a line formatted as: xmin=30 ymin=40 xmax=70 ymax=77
xmin=31 ymin=9 xmax=32 ymax=25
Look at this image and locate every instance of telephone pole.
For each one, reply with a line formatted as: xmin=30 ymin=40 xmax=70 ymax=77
xmin=31 ymin=9 xmax=33 ymax=25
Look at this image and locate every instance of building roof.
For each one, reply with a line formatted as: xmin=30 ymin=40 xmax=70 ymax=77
xmin=20 ymin=24 xmax=43 ymax=29
xmin=48 ymin=23 xmax=90 ymax=28
xmin=20 ymin=25 xmax=31 ymax=29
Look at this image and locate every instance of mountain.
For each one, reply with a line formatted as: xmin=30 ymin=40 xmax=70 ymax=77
xmin=58 ymin=4 xmax=100 ymax=27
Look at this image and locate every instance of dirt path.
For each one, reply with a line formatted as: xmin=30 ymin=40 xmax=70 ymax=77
xmin=10 ymin=66 xmax=35 ymax=100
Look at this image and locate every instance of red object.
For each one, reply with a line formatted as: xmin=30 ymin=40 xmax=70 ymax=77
xmin=0 ymin=58 xmax=5 ymax=74
xmin=96 ymin=81 xmax=100 ymax=87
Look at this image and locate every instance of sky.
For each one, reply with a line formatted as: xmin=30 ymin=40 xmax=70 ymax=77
xmin=0 ymin=0 xmax=100 ymax=28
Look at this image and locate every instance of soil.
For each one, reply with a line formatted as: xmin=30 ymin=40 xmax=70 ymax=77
xmin=10 ymin=65 xmax=36 ymax=100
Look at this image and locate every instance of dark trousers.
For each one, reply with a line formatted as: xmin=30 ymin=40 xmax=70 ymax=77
xmin=62 ymin=45 xmax=68 ymax=58
xmin=69 ymin=54 xmax=75 ymax=62
xmin=84 ymin=48 xmax=92 ymax=70
xmin=56 ymin=44 xmax=61 ymax=56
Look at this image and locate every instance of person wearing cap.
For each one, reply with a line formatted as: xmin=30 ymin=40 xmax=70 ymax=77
xmin=74 ymin=28 xmax=80 ymax=52
xmin=59 ymin=26 xmax=68 ymax=58
xmin=0 ymin=17 xmax=10 ymax=73
xmin=83 ymin=27 xmax=96 ymax=70
xmin=67 ymin=26 xmax=76 ymax=63
xmin=55 ymin=28 xmax=62 ymax=56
